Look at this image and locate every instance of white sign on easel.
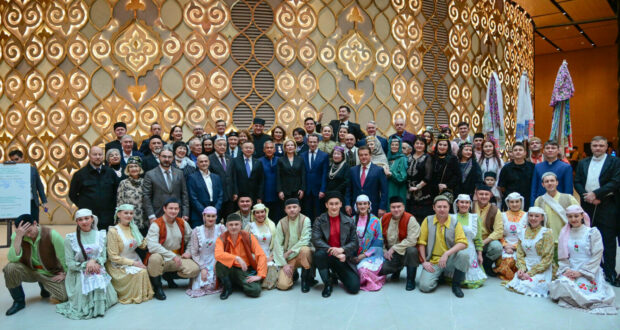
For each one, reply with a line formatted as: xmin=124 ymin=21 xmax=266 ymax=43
xmin=0 ymin=163 xmax=31 ymax=219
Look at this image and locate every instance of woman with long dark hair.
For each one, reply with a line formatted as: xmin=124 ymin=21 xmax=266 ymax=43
xmin=430 ymin=135 xmax=461 ymax=205
xmin=271 ymin=125 xmax=286 ymax=157
xmin=56 ymin=209 xmax=117 ymax=319
xmin=455 ymin=142 xmax=482 ymax=198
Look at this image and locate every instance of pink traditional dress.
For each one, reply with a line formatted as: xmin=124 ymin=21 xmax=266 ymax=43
xmin=186 ymin=224 xmax=225 ymax=297
xmin=355 ymin=214 xmax=386 ymax=291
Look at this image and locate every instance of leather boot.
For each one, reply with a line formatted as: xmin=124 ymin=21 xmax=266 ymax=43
xmin=451 ymin=270 xmax=465 ymax=298
xmin=318 ymin=269 xmax=332 ymax=298
xmin=150 ymin=276 xmax=166 ymax=300
xmin=6 ymin=286 xmax=26 ymax=316
xmin=301 ymin=268 xmax=311 ymax=293
xmin=405 ymin=267 xmax=417 ymax=291
xmin=219 ymin=276 xmax=233 ymax=300
xmin=292 ymin=269 xmax=299 ymax=284
xmin=162 ymin=272 xmax=178 ymax=288
xmin=39 ymin=282 xmax=50 ymax=298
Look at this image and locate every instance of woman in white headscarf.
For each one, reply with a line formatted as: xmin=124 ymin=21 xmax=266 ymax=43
xmin=366 ymin=136 xmax=388 ymax=167
xmin=494 ymin=192 xmax=528 ymax=281
xmin=56 ymin=209 xmax=117 ymax=319
xmin=245 ymin=203 xmax=281 ymax=289
xmin=506 ymin=207 xmax=554 ymax=297
xmin=446 ymin=194 xmax=486 ymax=288
xmin=549 ymin=205 xmax=617 ymax=314
xmin=105 ymin=204 xmax=153 ymax=304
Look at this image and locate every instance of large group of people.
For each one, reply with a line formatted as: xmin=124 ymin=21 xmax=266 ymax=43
xmin=3 ymin=106 xmax=619 ymax=318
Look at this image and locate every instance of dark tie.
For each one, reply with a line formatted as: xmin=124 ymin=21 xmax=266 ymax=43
xmin=348 ymin=150 xmax=354 ymax=166
xmin=220 ymin=156 xmax=226 ymax=171
xmin=245 ymin=158 xmax=251 ymax=178
xmin=310 ymin=152 xmax=314 ymax=170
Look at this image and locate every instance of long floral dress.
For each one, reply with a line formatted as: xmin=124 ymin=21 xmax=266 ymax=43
xmin=446 ymin=213 xmax=487 ymax=288
xmin=117 ymin=177 xmax=148 ymax=232
xmin=105 ymin=225 xmax=153 ymax=304
xmin=494 ymin=210 xmax=527 ymax=281
xmin=506 ymin=226 xmax=554 ymax=297
xmin=355 ymin=214 xmax=385 ymax=291
xmin=549 ymin=226 xmax=617 ymax=314
xmin=187 ymin=224 xmax=226 ymax=297
xmin=56 ymin=230 xmax=118 ymax=319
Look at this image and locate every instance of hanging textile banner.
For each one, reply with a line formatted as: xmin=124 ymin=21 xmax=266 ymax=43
xmin=515 ymin=70 xmax=534 ymax=142
xmin=483 ymin=71 xmax=506 ymax=149
xmin=549 ymin=60 xmax=575 ymax=153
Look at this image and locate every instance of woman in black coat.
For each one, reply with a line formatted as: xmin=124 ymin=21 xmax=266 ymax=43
xmin=430 ymin=135 xmax=461 ymax=204
xmin=277 ymin=139 xmax=306 ymax=200
xmin=325 ymin=146 xmax=350 ymax=198
xmin=406 ymin=137 xmax=434 ymax=223
xmin=455 ymin=142 xmax=482 ymax=198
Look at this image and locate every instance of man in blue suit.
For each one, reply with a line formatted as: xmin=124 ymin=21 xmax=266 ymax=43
xmin=345 ymin=146 xmax=388 ymax=218
xmin=9 ymin=150 xmax=47 ymax=222
xmin=301 ymin=135 xmax=329 ymax=221
xmin=187 ymin=154 xmax=223 ymax=227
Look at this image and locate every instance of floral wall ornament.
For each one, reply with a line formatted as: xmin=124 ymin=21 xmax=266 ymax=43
xmin=112 ymin=20 xmax=163 ymax=79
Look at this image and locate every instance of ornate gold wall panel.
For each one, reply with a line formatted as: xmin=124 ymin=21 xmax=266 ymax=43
xmin=0 ymin=0 xmax=532 ymax=223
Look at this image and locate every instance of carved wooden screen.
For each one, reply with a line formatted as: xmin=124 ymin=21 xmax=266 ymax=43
xmin=0 ymin=0 xmax=533 ymax=223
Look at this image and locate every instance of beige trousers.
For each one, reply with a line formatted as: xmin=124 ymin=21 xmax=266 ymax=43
xmin=276 ymin=246 xmax=313 ymax=291
xmin=146 ymin=253 xmax=200 ymax=278
xmin=3 ymin=262 xmax=68 ymax=301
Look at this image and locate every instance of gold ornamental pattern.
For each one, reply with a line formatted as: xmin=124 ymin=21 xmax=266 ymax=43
xmin=0 ymin=0 xmax=532 ymax=223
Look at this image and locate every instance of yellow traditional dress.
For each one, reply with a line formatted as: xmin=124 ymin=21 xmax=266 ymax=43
xmin=105 ymin=224 xmax=153 ymax=304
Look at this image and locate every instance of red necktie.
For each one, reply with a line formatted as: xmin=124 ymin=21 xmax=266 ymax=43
xmin=361 ymin=166 xmax=367 ymax=188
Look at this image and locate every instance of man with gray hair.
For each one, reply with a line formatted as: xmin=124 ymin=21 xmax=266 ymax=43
xmin=188 ymin=137 xmax=202 ymax=163
xmin=120 ymin=134 xmax=143 ymax=169
xmin=358 ymin=121 xmax=388 ymax=154
xmin=389 ymin=117 xmax=416 ymax=146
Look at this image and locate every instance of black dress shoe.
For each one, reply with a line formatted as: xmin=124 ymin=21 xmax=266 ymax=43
xmin=301 ymin=269 xmax=311 ymax=293
xmin=5 ymin=301 xmax=25 ymax=316
xmin=451 ymin=270 xmax=465 ymax=298
xmin=321 ymin=284 xmax=332 ymax=298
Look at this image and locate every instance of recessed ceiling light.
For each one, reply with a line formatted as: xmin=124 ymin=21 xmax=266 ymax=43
xmin=591 ymin=43 xmax=595 ymax=46
xmin=542 ymin=36 xmax=547 ymax=40
xmin=556 ymin=48 xmax=561 ymax=51
xmin=580 ymin=30 xmax=584 ymax=34
xmin=562 ymin=12 xmax=567 ymax=15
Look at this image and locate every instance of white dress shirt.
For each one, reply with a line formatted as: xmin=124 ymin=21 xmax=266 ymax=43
xmin=201 ymin=170 xmax=214 ymax=201
xmin=585 ymin=154 xmax=607 ymax=192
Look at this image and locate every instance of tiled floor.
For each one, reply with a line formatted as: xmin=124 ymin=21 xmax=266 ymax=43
xmin=0 ymin=225 xmax=618 ymax=330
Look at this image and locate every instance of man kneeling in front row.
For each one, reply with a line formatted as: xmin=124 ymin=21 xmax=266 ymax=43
xmin=418 ymin=195 xmax=470 ymax=298
xmin=215 ymin=213 xmax=267 ymax=299
xmin=146 ymin=198 xmax=199 ymax=300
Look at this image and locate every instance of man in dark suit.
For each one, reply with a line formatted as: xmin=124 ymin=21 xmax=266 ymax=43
xmin=251 ymin=117 xmax=271 ymax=158
xmin=318 ymin=105 xmax=365 ymax=143
xmin=209 ymin=137 xmax=234 ymax=218
xmin=231 ymin=141 xmax=264 ymax=203
xmin=8 ymin=150 xmax=47 ymax=222
xmin=142 ymin=135 xmax=164 ymax=173
xmin=143 ymin=149 xmax=190 ymax=222
xmin=69 ymin=146 xmax=119 ymax=230
xmin=227 ymin=131 xmax=241 ymax=159
xmin=105 ymin=122 xmax=137 ymax=154
xmin=574 ymin=136 xmax=620 ymax=286
xmin=301 ymin=135 xmax=329 ymax=221
xmin=187 ymin=155 xmax=223 ymax=228
xmin=345 ymin=146 xmax=388 ymax=218
xmin=259 ymin=141 xmax=282 ymax=222
xmin=139 ymin=122 xmax=163 ymax=156
xmin=210 ymin=119 xmax=228 ymax=143
xmin=119 ymin=135 xmax=143 ymax=169
xmin=311 ymin=192 xmax=360 ymax=297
